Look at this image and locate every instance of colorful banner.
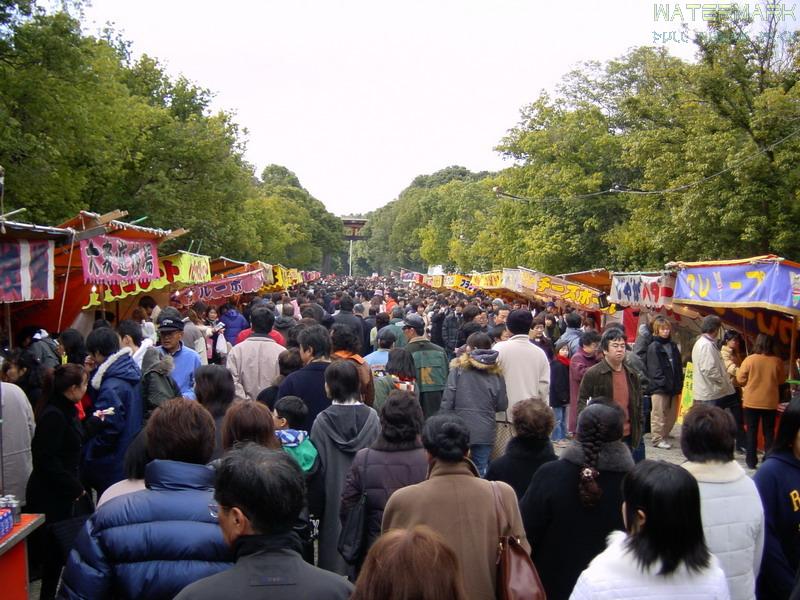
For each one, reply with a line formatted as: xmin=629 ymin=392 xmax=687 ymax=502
xmin=80 ymin=234 xmax=159 ymax=285
xmin=0 ymin=240 xmax=55 ymax=303
xmin=610 ymin=274 xmax=676 ymax=308
xmin=82 ymin=252 xmax=211 ymax=309
xmin=519 ymin=268 xmax=615 ymax=313
xmin=471 ymin=271 xmax=503 ymax=289
xmin=177 ymin=269 xmax=265 ymax=303
xmin=673 ymin=261 xmax=800 ymax=317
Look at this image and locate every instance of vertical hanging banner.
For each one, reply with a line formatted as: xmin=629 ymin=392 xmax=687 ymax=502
xmin=80 ymin=234 xmax=159 ymax=284
xmin=0 ymin=240 xmax=55 ymax=302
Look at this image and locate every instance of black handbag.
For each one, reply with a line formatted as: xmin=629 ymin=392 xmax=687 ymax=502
xmin=48 ymin=494 xmax=94 ymax=564
xmin=337 ymin=450 xmax=369 ymax=564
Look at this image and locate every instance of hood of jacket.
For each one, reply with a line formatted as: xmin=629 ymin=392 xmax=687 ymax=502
xmin=315 ymin=404 xmax=380 ymax=453
xmin=450 ymin=349 xmax=501 ymax=374
xmin=273 ymin=315 xmax=296 ymax=330
xmin=91 ymin=347 xmax=140 ymax=390
xmin=561 ymin=440 xmax=635 ymax=472
xmin=143 ymin=350 xmax=175 ymax=376
xmin=763 ymin=449 xmax=800 ymax=471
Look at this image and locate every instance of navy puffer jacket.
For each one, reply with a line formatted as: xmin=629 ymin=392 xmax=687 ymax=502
xmin=58 ymin=460 xmax=233 ymax=600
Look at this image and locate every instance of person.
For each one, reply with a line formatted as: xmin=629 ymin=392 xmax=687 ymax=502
xmin=456 ymin=304 xmax=483 ymax=349
xmin=568 ymin=330 xmax=602 ymax=435
xmin=680 ymin=404 xmax=764 ymax=600
xmin=351 ymin=526 xmax=466 ymax=600
xmin=59 ymin=398 xmax=233 ymax=600
xmin=256 ymin=348 xmax=303 ymax=409
xmin=20 ymin=326 xmax=61 ymax=370
xmin=520 ymin=401 xmax=634 ymax=600
xmin=442 ymin=302 xmax=464 ymax=359
xmin=83 ymin=326 xmax=143 ymax=495
xmin=56 ymin=329 xmax=88 ymax=366
xmin=737 ymin=333 xmax=787 ymax=469
xmin=277 ymin=324 xmax=332 ymax=430
xmin=137 ymin=295 xmax=160 ymax=338
xmin=720 ymin=329 xmax=747 ymax=452
xmin=558 ymin=311 xmax=584 ymax=357
xmin=96 ymin=430 xmax=148 ymax=507
xmin=156 ymin=313 xmax=201 ymax=399
xmin=340 ymin=390 xmax=428 ymax=572
xmin=401 ymin=313 xmax=449 ymax=419
xmin=225 ymin=306 xmax=285 ymax=402
xmin=363 ymin=327 xmax=395 ymax=375
xmin=311 ymin=360 xmax=381 ymax=574
xmin=195 ymin=365 xmax=237 ymax=459
xmin=382 ymin=414 xmax=528 ymax=600
xmin=494 ymin=309 xmax=549 ymax=411
xmin=544 ymin=313 xmax=561 ymax=343
xmin=220 ymin=400 xmax=281 ymax=452
xmin=4 ymin=348 xmax=46 ymax=412
xmin=646 ymin=316 xmax=684 ymax=450
xmin=204 ymin=306 xmax=227 ymax=364
xmin=570 ymin=460 xmax=729 ymax=599
xmin=182 ymin=308 xmax=209 ymax=365
xmin=578 ymin=328 xmax=644 ymax=462
xmin=1 ymin=379 xmax=34 ymax=503
xmin=372 ymin=348 xmax=417 ymax=412
xmin=220 ymin=303 xmax=249 ymax=346
xmin=530 ymin=313 xmax=554 ymax=360
xmin=753 ymin=398 xmax=800 ymax=600
xmin=440 ymin=331 xmax=507 ymax=476
xmin=549 ymin=339 xmax=571 ymax=444
xmin=117 ymin=319 xmax=154 ymax=370
xmin=692 ymin=315 xmax=736 ymax=406
xmin=330 ymin=323 xmax=375 ymax=406
xmin=174 ymin=444 xmax=352 ymax=600
xmin=485 ymin=398 xmax=556 ymax=498
xmin=333 ymin=294 xmax=369 ymax=354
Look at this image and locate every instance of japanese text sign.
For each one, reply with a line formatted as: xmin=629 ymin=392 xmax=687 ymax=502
xmin=80 ymin=235 xmax=159 ymax=285
xmin=610 ymin=274 xmax=676 ymax=308
xmin=177 ymin=269 xmax=265 ymax=303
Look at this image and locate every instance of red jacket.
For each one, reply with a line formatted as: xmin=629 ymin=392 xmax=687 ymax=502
xmin=235 ymin=328 xmax=286 ymax=347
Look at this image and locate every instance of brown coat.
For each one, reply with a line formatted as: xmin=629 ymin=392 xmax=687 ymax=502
xmin=737 ymin=353 xmax=786 ymax=409
xmin=382 ymin=458 xmax=529 ymax=600
xmin=331 ymin=351 xmax=375 ymax=407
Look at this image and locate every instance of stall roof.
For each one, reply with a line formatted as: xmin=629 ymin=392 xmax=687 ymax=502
xmin=57 ymin=210 xmax=186 ymax=243
xmin=209 ymin=256 xmax=250 ymax=277
xmin=0 ymin=219 xmax=74 ymax=241
xmin=558 ymin=268 xmax=612 ymax=292
xmin=666 ymin=254 xmax=800 ymax=270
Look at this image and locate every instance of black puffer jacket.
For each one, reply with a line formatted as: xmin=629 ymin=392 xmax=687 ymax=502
xmin=646 ymin=336 xmax=684 ymax=395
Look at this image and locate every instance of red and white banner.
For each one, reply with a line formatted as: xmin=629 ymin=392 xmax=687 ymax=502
xmin=177 ymin=269 xmax=265 ymax=303
xmin=0 ymin=240 xmax=55 ymax=303
xmin=80 ymin=234 xmax=159 ymax=285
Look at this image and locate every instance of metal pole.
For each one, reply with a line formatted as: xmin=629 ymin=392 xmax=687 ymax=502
xmin=790 ymin=315 xmax=799 ymax=380
xmin=349 ymin=239 xmax=353 ymax=277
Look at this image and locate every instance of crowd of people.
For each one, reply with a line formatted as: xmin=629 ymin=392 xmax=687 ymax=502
xmin=0 ymin=277 xmax=797 ymax=600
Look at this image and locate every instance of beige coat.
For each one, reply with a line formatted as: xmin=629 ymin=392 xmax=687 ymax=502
xmin=382 ymin=458 xmax=529 ymax=600
xmin=225 ymin=335 xmax=285 ymax=401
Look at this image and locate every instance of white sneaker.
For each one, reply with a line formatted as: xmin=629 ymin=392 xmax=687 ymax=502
xmin=655 ymin=441 xmax=672 ymax=450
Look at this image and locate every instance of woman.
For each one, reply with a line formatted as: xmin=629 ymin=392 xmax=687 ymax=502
xmin=5 ymin=348 xmax=47 ymax=412
xmin=220 ymin=400 xmax=281 ymax=451
xmin=753 ymin=398 xmax=800 ymax=600
xmin=520 ymin=401 xmax=634 ymax=600
xmin=194 ymin=364 xmax=237 ymax=459
xmin=680 ymin=404 xmax=764 ymax=600
xmin=485 ymin=398 xmax=557 ymax=498
xmin=26 ymin=364 xmax=90 ymax=600
xmin=736 ymin=333 xmax=787 ymax=469
xmin=204 ymin=306 xmax=226 ymax=364
xmin=549 ymin=339 xmax=571 ymax=445
xmin=311 ymin=360 xmax=380 ymax=575
xmin=720 ymin=329 xmax=747 ymax=453
xmin=646 ymin=316 xmax=684 ymax=450
xmin=440 ymin=332 xmax=508 ymax=477
xmin=56 ymin=329 xmax=88 ymax=366
xmin=340 ymin=390 xmax=428 ymax=573
xmin=97 ymin=429 xmax=149 ymax=507
xmin=571 ymin=460 xmax=729 ymax=599
xmin=530 ymin=314 xmax=554 ymax=360
xmin=351 ymin=526 xmax=466 ymax=600
xmin=330 ymin=323 xmax=375 ymax=406
xmin=372 ymin=348 xmax=417 ymax=412
xmin=382 ymin=414 xmax=528 ymax=600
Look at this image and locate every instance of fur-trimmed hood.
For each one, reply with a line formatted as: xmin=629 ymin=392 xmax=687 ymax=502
xmin=450 ymin=349 xmax=501 ymax=374
xmin=561 ymin=440 xmax=634 ymax=473
xmin=682 ymin=459 xmax=746 ymax=483
xmin=91 ymin=347 xmax=139 ymax=390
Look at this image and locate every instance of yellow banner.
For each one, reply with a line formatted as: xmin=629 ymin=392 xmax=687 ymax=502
xmin=82 ymin=252 xmax=211 ymax=309
xmin=471 ymin=271 xmax=503 ymax=289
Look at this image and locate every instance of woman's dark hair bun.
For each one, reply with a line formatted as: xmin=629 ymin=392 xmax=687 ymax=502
xmin=422 ymin=414 xmax=470 ymax=462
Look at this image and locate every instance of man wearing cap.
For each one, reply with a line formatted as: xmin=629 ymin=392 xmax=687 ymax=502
xmin=157 ymin=313 xmax=201 ymax=400
xmin=401 ymin=313 xmax=449 ymax=419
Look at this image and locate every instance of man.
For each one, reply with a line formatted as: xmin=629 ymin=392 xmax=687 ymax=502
xmin=363 ymin=327 xmax=395 ymax=376
xmin=402 ymin=313 xmax=449 ymax=419
xmin=492 ymin=301 xmax=510 ymax=328
xmin=383 ymin=306 xmax=408 ymax=349
xmin=333 ymin=295 xmax=367 ymax=352
xmin=494 ymin=309 xmax=550 ymax=412
xmin=441 ymin=301 xmax=464 ymax=360
xmin=226 ymin=306 xmax=286 ymax=401
xmin=692 ymin=315 xmax=736 ymax=406
xmin=456 ymin=304 xmax=483 ymax=349
xmin=175 ymin=444 xmax=351 ymax=600
xmin=277 ymin=324 xmax=332 ymax=430
xmin=578 ymin=328 xmax=644 ymax=462
xmin=157 ymin=313 xmax=201 ymax=400
xmin=558 ymin=311 xmax=584 ymax=357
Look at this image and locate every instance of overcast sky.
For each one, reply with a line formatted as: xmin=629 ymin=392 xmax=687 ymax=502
xmin=82 ymin=0 xmax=710 ymax=215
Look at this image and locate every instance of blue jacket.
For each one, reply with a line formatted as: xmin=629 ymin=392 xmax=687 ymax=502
xmin=277 ymin=362 xmax=330 ymax=431
xmin=221 ymin=309 xmax=249 ymax=345
xmin=83 ymin=348 xmax=143 ymax=493
xmin=59 ymin=460 xmax=233 ymax=600
xmin=754 ymin=450 xmax=800 ymax=600
xmin=158 ymin=342 xmax=201 ymax=399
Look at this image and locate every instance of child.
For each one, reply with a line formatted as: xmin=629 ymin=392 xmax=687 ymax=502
xmin=549 ymin=340 xmax=570 ymax=446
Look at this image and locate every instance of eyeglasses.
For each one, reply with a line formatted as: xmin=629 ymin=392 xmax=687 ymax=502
xmin=208 ymin=503 xmax=221 ymax=519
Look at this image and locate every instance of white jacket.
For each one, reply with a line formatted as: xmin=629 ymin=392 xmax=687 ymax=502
xmin=691 ymin=335 xmax=735 ymax=401
xmin=682 ymin=461 xmax=764 ymax=600
xmin=570 ymin=530 xmax=730 ymax=600
xmin=1 ymin=382 xmax=34 ymax=504
xmin=493 ymin=335 xmax=549 ymax=412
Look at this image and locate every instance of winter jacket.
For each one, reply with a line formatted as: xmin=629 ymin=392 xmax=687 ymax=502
xmin=331 ymin=351 xmax=375 ymax=407
xmin=1 ymin=382 xmax=34 ymax=504
xmin=83 ymin=348 xmax=143 ymax=494
xmin=646 ymin=336 xmax=685 ymax=395
xmin=485 ymin=436 xmax=556 ymax=499
xmin=174 ymin=533 xmax=352 ymax=600
xmin=28 ymin=335 xmax=61 ymax=370
xmin=442 ymin=311 xmax=462 ymax=351
xmin=559 ymin=326 xmax=583 ymax=357
xmin=340 ymin=441 xmax=427 ymax=562
xmin=226 ymin=334 xmax=285 ymax=401
xmin=550 ymin=355 xmax=571 ymax=408
xmin=440 ymin=350 xmax=508 ymax=445
xmin=277 ymin=362 xmax=330 ymax=431
xmin=157 ymin=342 xmax=201 ymax=400
xmin=570 ymin=530 xmax=730 ymax=600
xmin=221 ymin=309 xmax=249 ymax=345
xmin=333 ymin=309 xmax=369 ymax=354
xmin=682 ymin=460 xmax=764 ymax=600
xmin=632 ymin=323 xmax=653 ymax=363
xmin=141 ymin=347 xmax=180 ymax=416
xmin=310 ymin=403 xmax=380 ymax=575
xmin=406 ymin=337 xmax=449 ymax=418
xmin=494 ymin=334 xmax=550 ymax=408
xmin=58 ymin=460 xmax=233 ymax=600
xmin=383 ymin=458 xmax=529 ymax=600
xmin=578 ymin=359 xmax=643 ymax=448
xmin=373 ymin=375 xmax=417 ymax=412
xmin=720 ymin=345 xmax=743 ymax=385
xmin=736 ymin=354 xmax=786 ymax=410
xmin=521 ymin=442 xmax=634 ymax=600
xmin=753 ymin=450 xmax=800 ymax=600
xmin=570 ymin=349 xmax=601 ymax=413
xmin=532 ymin=335 xmax=554 ymax=360
xmin=430 ymin=309 xmax=446 ymax=347
xmin=692 ymin=334 xmax=735 ymax=402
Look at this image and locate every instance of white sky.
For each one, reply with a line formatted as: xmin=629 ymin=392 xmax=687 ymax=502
xmin=80 ymin=0 xmax=718 ymax=215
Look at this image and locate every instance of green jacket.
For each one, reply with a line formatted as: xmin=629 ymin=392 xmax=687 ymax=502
xmin=405 ymin=338 xmax=449 ymax=393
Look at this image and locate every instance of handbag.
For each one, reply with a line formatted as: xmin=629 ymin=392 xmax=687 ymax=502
xmin=491 ymin=411 xmax=513 ymax=460
xmin=490 ymin=482 xmax=546 ymax=600
xmin=338 ymin=450 xmax=369 ymax=564
xmin=48 ymin=494 xmax=95 ymax=564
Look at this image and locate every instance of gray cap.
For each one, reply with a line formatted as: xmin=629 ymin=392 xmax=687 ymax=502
xmin=400 ymin=313 xmax=426 ymax=332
